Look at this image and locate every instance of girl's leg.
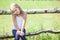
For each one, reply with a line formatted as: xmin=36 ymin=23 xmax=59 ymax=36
xmin=21 ymin=29 xmax=27 ymax=40
xmin=12 ymin=30 xmax=20 ymax=40
xmin=21 ymin=35 xmax=26 ymax=40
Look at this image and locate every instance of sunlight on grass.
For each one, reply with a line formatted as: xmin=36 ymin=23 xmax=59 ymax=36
xmin=0 ymin=13 xmax=60 ymax=40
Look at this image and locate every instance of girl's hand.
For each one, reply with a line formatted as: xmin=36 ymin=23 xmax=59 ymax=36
xmin=12 ymin=8 xmax=20 ymax=15
xmin=17 ymin=30 xmax=24 ymax=36
xmin=20 ymin=31 xmax=24 ymax=36
xmin=17 ymin=30 xmax=21 ymax=35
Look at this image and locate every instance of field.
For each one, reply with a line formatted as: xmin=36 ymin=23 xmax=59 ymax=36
xmin=0 ymin=0 xmax=60 ymax=40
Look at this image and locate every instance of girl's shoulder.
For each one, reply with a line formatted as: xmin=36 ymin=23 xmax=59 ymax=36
xmin=22 ymin=11 xmax=27 ymax=17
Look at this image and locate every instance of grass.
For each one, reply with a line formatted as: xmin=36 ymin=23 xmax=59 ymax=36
xmin=0 ymin=1 xmax=60 ymax=10
xmin=0 ymin=14 xmax=60 ymax=40
xmin=0 ymin=0 xmax=60 ymax=40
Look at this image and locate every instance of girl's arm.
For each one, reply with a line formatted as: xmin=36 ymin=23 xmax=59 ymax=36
xmin=12 ymin=14 xmax=19 ymax=31
xmin=21 ymin=13 xmax=27 ymax=32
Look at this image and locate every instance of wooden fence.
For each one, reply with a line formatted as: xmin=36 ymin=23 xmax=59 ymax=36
xmin=0 ymin=30 xmax=60 ymax=39
xmin=0 ymin=8 xmax=60 ymax=15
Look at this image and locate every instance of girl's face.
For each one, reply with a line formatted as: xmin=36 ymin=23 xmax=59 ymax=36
xmin=10 ymin=5 xmax=20 ymax=15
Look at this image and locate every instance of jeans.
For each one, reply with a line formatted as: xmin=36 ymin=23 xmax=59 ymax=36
xmin=12 ymin=29 xmax=26 ymax=40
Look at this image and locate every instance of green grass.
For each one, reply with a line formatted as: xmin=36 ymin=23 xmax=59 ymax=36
xmin=0 ymin=1 xmax=60 ymax=10
xmin=0 ymin=14 xmax=60 ymax=40
xmin=0 ymin=0 xmax=60 ymax=40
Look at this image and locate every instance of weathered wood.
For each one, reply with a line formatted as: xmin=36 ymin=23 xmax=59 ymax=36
xmin=0 ymin=30 xmax=60 ymax=39
xmin=0 ymin=8 xmax=60 ymax=15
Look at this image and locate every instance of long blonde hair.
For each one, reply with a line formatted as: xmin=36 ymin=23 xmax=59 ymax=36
xmin=10 ymin=3 xmax=24 ymax=15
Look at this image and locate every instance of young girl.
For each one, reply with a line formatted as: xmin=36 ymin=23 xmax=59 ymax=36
xmin=10 ymin=3 xmax=27 ymax=40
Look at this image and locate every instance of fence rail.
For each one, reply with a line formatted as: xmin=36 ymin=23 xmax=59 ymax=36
xmin=0 ymin=30 xmax=60 ymax=39
xmin=0 ymin=8 xmax=60 ymax=15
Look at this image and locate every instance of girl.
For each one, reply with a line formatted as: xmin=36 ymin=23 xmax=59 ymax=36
xmin=10 ymin=3 xmax=27 ymax=40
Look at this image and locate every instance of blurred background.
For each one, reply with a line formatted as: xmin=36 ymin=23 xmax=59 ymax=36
xmin=0 ymin=0 xmax=60 ymax=40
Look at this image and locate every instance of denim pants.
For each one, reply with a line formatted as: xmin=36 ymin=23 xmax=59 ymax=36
xmin=12 ymin=29 xmax=26 ymax=40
